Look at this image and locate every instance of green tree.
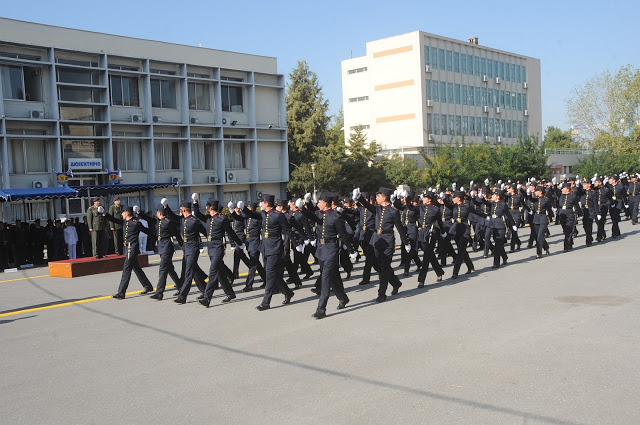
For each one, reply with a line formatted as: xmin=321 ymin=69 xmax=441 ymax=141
xmin=572 ymin=151 xmax=639 ymax=178
xmin=286 ymin=60 xmax=330 ymax=170
xmin=338 ymin=126 xmax=388 ymax=194
xmin=542 ymin=126 xmax=581 ymax=149
xmin=383 ymin=154 xmax=424 ymax=190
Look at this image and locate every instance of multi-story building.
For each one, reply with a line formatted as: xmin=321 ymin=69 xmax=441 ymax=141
xmin=342 ymin=31 xmax=541 ymax=158
xmin=0 ymin=17 xmax=288 ymax=222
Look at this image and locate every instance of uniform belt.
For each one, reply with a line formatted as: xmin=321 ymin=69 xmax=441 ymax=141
xmin=319 ymin=238 xmax=337 ymax=244
xmin=157 ymin=237 xmax=171 ymax=241
xmin=246 ymin=234 xmax=260 ymax=238
xmin=377 ymin=230 xmax=393 ymax=234
xmin=208 ymin=237 xmax=223 ymax=242
xmin=263 ymin=234 xmax=280 ymax=239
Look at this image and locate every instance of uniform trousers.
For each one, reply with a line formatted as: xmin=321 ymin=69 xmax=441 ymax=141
xmin=610 ymin=207 xmax=621 ymax=237
xmin=492 ymin=227 xmax=508 ymax=267
xmin=203 ymin=244 xmax=235 ymax=302
xmin=155 ymin=244 xmax=180 ymax=295
xmin=582 ymin=216 xmax=594 ymax=245
xmin=533 ymin=223 xmax=550 ymax=256
xmin=91 ymin=229 xmax=107 ymax=257
xmin=403 ymin=233 xmax=422 ymax=274
xmin=117 ymin=243 xmax=152 ymax=295
xmin=452 ymin=234 xmax=473 ymax=276
xmin=260 ymin=252 xmax=293 ymax=306
xmin=373 ymin=235 xmax=401 ymax=297
xmin=417 ymin=235 xmax=444 ymax=283
xmin=316 ymin=255 xmax=348 ymax=314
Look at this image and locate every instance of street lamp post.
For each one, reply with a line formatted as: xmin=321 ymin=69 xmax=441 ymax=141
xmin=311 ymin=163 xmax=317 ymax=202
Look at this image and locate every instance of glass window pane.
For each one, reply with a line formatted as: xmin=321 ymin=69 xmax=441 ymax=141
xmin=2 ymin=66 xmax=25 ymax=100
xmin=110 ymin=76 xmax=123 ymax=105
xmin=151 ymin=80 xmax=161 ymax=108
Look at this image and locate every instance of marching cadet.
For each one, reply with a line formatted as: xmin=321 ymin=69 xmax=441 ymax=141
xmin=108 ymin=197 xmax=123 ymax=255
xmin=399 ymin=191 xmax=423 ymax=277
xmin=233 ymin=201 xmax=266 ymax=292
xmin=437 ymin=191 xmax=457 ymax=266
xmin=525 ymin=181 xmax=538 ymax=248
xmin=627 ymin=173 xmax=640 ymax=225
xmin=106 ymin=206 xmax=154 ymax=299
xmin=87 ymin=197 xmax=108 ymax=258
xmin=528 ymin=186 xmax=554 ymax=258
xmin=354 ymin=187 xmax=409 ymax=302
xmin=416 ymin=191 xmax=444 ymax=287
xmin=301 ymin=192 xmax=355 ymax=319
xmin=445 ymin=190 xmax=484 ymax=278
xmin=193 ymin=198 xmax=244 ymax=307
xmin=557 ymin=183 xmax=579 ymax=252
xmin=289 ymin=200 xmax=314 ymax=280
xmin=593 ymin=178 xmax=612 ymax=242
xmin=608 ymin=175 xmax=625 ymax=238
xmin=174 ymin=199 xmax=208 ymax=304
xmin=333 ymin=197 xmax=356 ymax=280
xmin=276 ymin=200 xmax=303 ymax=288
xmin=576 ymin=178 xmax=597 ymax=246
xmin=505 ymin=184 xmax=524 ymax=252
xmin=246 ymin=194 xmax=295 ymax=311
xmin=137 ymin=205 xmax=183 ymax=301
xmin=227 ymin=201 xmax=250 ymax=280
xmin=487 ymin=189 xmax=517 ymax=268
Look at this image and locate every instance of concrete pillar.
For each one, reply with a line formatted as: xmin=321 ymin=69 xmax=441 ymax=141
xmin=180 ymin=64 xmax=192 ymax=185
xmin=142 ymin=59 xmax=155 ymax=182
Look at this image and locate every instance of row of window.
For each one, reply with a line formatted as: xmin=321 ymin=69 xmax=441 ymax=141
xmin=6 ymin=138 xmax=249 ymax=174
xmin=425 ymin=114 xmax=528 ymax=139
xmin=347 ymin=67 xmax=368 ymax=75
xmin=424 ymin=46 xmax=527 ymax=83
xmin=348 ymin=96 xmax=369 ymax=103
xmin=426 ymin=80 xmax=528 ymax=111
xmin=0 ymin=65 xmax=245 ymax=112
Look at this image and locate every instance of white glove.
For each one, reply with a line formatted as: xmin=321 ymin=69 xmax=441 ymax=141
xmin=402 ymin=190 xmax=408 ymax=198
xmin=336 ymin=207 xmax=343 ymax=213
xmin=350 ymin=252 xmax=357 ymax=260
xmin=470 ymin=180 xmax=474 ymax=187
xmin=439 ymin=192 xmax=445 ymax=199
xmin=304 ymin=193 xmax=312 ymax=202
xmin=478 ymin=192 xmax=484 ymax=199
xmin=436 ymin=184 xmax=440 ymax=190
xmin=597 ymin=215 xmax=602 ymax=221
xmin=625 ymin=204 xmax=629 ymax=209
xmin=442 ymin=232 xmax=448 ymax=238
xmin=310 ymin=240 xmax=317 ymax=247
xmin=237 ymin=201 xmax=244 ymax=209
xmin=404 ymin=244 xmax=411 ymax=252
xmin=526 ymin=188 xmax=531 ymax=195
xmin=97 ymin=206 xmax=105 ymax=213
xmin=470 ymin=190 xmax=476 ymax=198
xmin=497 ymin=180 xmax=502 ymax=185
xmin=238 ymin=243 xmax=246 ymax=250
xmin=500 ymin=183 xmax=505 ymax=189
xmin=552 ymin=177 xmax=557 ymax=185
xmin=485 ymin=216 xmax=490 ymax=221
xmin=512 ymin=226 xmax=517 ymax=232
xmin=296 ymin=245 xmax=303 ymax=253
xmin=191 ymin=193 xmax=198 ymax=201
xmin=531 ymin=177 xmax=536 ymax=183
xmin=517 ymin=184 xmax=522 ymax=190
xmin=133 ymin=205 xmax=140 ymax=214
xmin=528 ymin=210 xmax=533 ymax=215
xmin=295 ymin=199 xmax=303 ymax=208
xmin=452 ymin=182 xmax=457 ymax=190
xmin=575 ymin=175 xmax=580 ymax=181
xmin=161 ymin=197 xmax=168 ymax=207
xmin=484 ymin=178 xmax=490 ymax=186
xmin=227 ymin=201 xmax=235 ymax=209
xmin=390 ymin=194 xmax=397 ymax=202
xmin=304 ymin=239 xmax=310 ymax=246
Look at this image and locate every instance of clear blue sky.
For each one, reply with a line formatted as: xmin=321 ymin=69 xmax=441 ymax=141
xmin=2 ymin=0 xmax=639 ymax=134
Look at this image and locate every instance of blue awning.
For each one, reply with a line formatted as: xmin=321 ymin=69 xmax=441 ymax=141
xmin=71 ymin=182 xmax=178 ymax=198
xmin=0 ymin=186 xmax=79 ymax=202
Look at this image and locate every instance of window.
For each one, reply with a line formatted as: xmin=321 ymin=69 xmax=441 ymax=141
xmin=151 ymin=79 xmax=176 ymax=108
xmin=430 ymin=48 xmax=438 ymax=69
xmin=62 ymin=140 xmax=103 ymax=165
xmin=9 ymin=135 xmax=47 ymax=174
xmin=347 ymin=67 xmax=367 ymax=74
xmin=349 ymin=125 xmax=370 ymax=131
xmin=426 ymin=114 xmax=432 ymax=134
xmin=154 ymin=141 xmax=180 ymax=170
xmin=192 ymin=141 xmax=217 ymax=170
xmin=113 ymin=140 xmax=143 ymax=171
xmin=110 ymin=75 xmax=139 ymax=107
xmin=221 ymin=84 xmax=243 ymax=112
xmin=348 ymin=96 xmax=369 ymax=103
xmin=224 ymin=191 xmax=248 ymax=204
xmin=453 ymin=52 xmax=459 ymax=73
xmin=1 ymin=65 xmax=42 ymax=101
xmin=446 ymin=50 xmax=453 ymax=71
xmin=57 ymin=68 xmax=99 ymax=85
xmin=224 ymin=142 xmax=246 ymax=168
xmin=188 ymin=82 xmax=210 ymax=110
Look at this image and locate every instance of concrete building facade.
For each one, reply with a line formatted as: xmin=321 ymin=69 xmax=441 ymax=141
xmin=0 ymin=18 xmax=288 ymax=222
xmin=342 ymin=31 xmax=541 ymax=157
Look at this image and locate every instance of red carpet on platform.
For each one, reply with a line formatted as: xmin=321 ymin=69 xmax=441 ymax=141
xmin=49 ymin=254 xmax=149 ymax=278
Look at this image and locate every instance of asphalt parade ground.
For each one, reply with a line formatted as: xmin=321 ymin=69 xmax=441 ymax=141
xmin=1 ymin=220 xmax=639 ymax=425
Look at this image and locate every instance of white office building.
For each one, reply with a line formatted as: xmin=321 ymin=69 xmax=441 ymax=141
xmin=342 ymin=31 xmax=541 ymax=157
xmin=0 ymin=17 xmax=288 ymax=222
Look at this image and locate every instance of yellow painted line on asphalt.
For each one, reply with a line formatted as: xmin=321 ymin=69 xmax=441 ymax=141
xmin=0 ymin=275 xmax=49 ymax=284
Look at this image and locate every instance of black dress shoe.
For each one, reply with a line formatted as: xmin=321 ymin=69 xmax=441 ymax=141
xmin=403 ymin=272 xmax=410 ymax=278
xmin=491 ymin=265 xmax=499 ymax=269
xmin=112 ymin=293 xmax=125 ymax=299
xmin=450 ymin=274 xmax=459 ymax=280
xmin=465 ymin=267 xmax=474 ymax=275
xmin=310 ymin=287 xmax=320 ymax=294
xmin=196 ymin=294 xmax=205 ymax=300
xmin=242 ymin=286 xmax=253 ymax=292
xmin=345 ymin=272 xmax=351 ymax=279
xmin=436 ymin=275 xmax=443 ymax=282
xmin=502 ymin=259 xmax=507 ymax=265
xmin=259 ymin=283 xmax=266 ymax=289
xmin=391 ymin=286 xmax=400 ymax=295
xmin=304 ymin=272 xmax=313 ymax=279
xmin=150 ymin=293 xmax=163 ymax=301
xmin=417 ymin=282 xmax=425 ymax=288
xmin=337 ymin=299 xmax=349 ymax=309
xmin=358 ymin=280 xmax=370 ymax=286
xmin=375 ymin=295 xmax=387 ymax=303
xmin=174 ymin=297 xmax=186 ymax=304
xmin=198 ymin=299 xmax=210 ymax=307
xmin=256 ymin=304 xmax=270 ymax=311
xmin=293 ymin=283 xmax=302 ymax=289
xmin=282 ymin=292 xmax=294 ymax=305
xmin=312 ymin=311 xmax=326 ymax=319
xmin=141 ymin=286 xmax=154 ymax=295
xmin=221 ymin=295 xmax=236 ymax=303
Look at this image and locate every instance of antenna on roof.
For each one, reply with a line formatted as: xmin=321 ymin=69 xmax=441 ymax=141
xmin=198 ymin=42 xmax=202 ymax=47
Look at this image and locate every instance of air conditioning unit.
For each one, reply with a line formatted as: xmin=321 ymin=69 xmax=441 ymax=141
xmin=130 ymin=114 xmax=142 ymax=123
xmin=524 ymin=109 xmax=529 ymax=117
xmin=496 ymin=107 xmax=501 ymax=114
xmin=32 ymin=180 xmax=48 ymax=188
xmin=495 ymin=77 xmax=500 ymax=84
xmin=483 ymin=106 xmax=489 ymax=113
xmin=497 ymin=136 xmax=502 ymax=143
xmin=428 ymin=134 xmax=434 ymax=141
xmin=29 ymin=109 xmax=45 ymax=119
xmin=482 ymin=75 xmax=488 ymax=82
xmin=425 ymin=65 xmax=432 ymax=73
xmin=190 ymin=117 xmax=198 ymax=124
xmin=209 ymin=175 xmax=218 ymax=184
xmin=171 ymin=177 xmax=181 ymax=184
xmin=221 ymin=117 xmax=229 ymax=126
xmin=426 ymin=99 xmax=433 ymax=107
xmin=225 ymin=170 xmax=237 ymax=183
xmin=152 ymin=115 xmax=162 ymax=123
xmin=523 ymin=82 xmax=528 ymax=89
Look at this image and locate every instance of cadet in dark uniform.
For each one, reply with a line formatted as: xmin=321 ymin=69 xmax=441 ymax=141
xmin=416 ymin=191 xmax=444 ymax=287
xmin=301 ymin=192 xmax=354 ymax=319
xmin=354 ymin=192 xmax=377 ymax=285
xmin=437 ymin=192 xmax=457 ymax=266
xmin=108 ymin=197 xmax=124 ymax=255
xmin=576 ymin=178 xmax=597 ymax=246
xmin=527 ymin=186 xmax=554 ymax=258
xmin=506 ymin=184 xmax=524 ymax=252
xmin=174 ymin=201 xmax=208 ymax=304
xmin=250 ymin=194 xmax=295 ymax=311
xmin=608 ymin=175 xmax=625 ymax=238
xmin=557 ymin=183 xmax=579 ymax=252
xmin=487 ymin=190 xmax=517 ymax=268
xmin=193 ymin=198 xmax=244 ymax=307
xmin=278 ymin=200 xmax=303 ymax=287
xmin=227 ymin=201 xmax=250 ymax=279
xmin=446 ymin=190 xmax=485 ymax=278
xmin=400 ymin=192 xmax=423 ymax=277
xmin=138 ymin=205 xmax=183 ymax=300
xmin=289 ymin=200 xmax=314 ymax=279
xmin=106 ymin=206 xmax=154 ymax=299
xmin=593 ymin=178 xmax=611 ymax=242
xmin=234 ymin=201 xmax=266 ymax=292
xmin=627 ymin=173 xmax=640 ymax=225
xmin=87 ymin=197 xmax=108 ymax=258
xmin=355 ymin=187 xmax=409 ymax=302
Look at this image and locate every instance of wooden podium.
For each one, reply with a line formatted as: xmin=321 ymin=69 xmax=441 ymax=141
xmin=48 ymin=254 xmax=149 ymax=278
